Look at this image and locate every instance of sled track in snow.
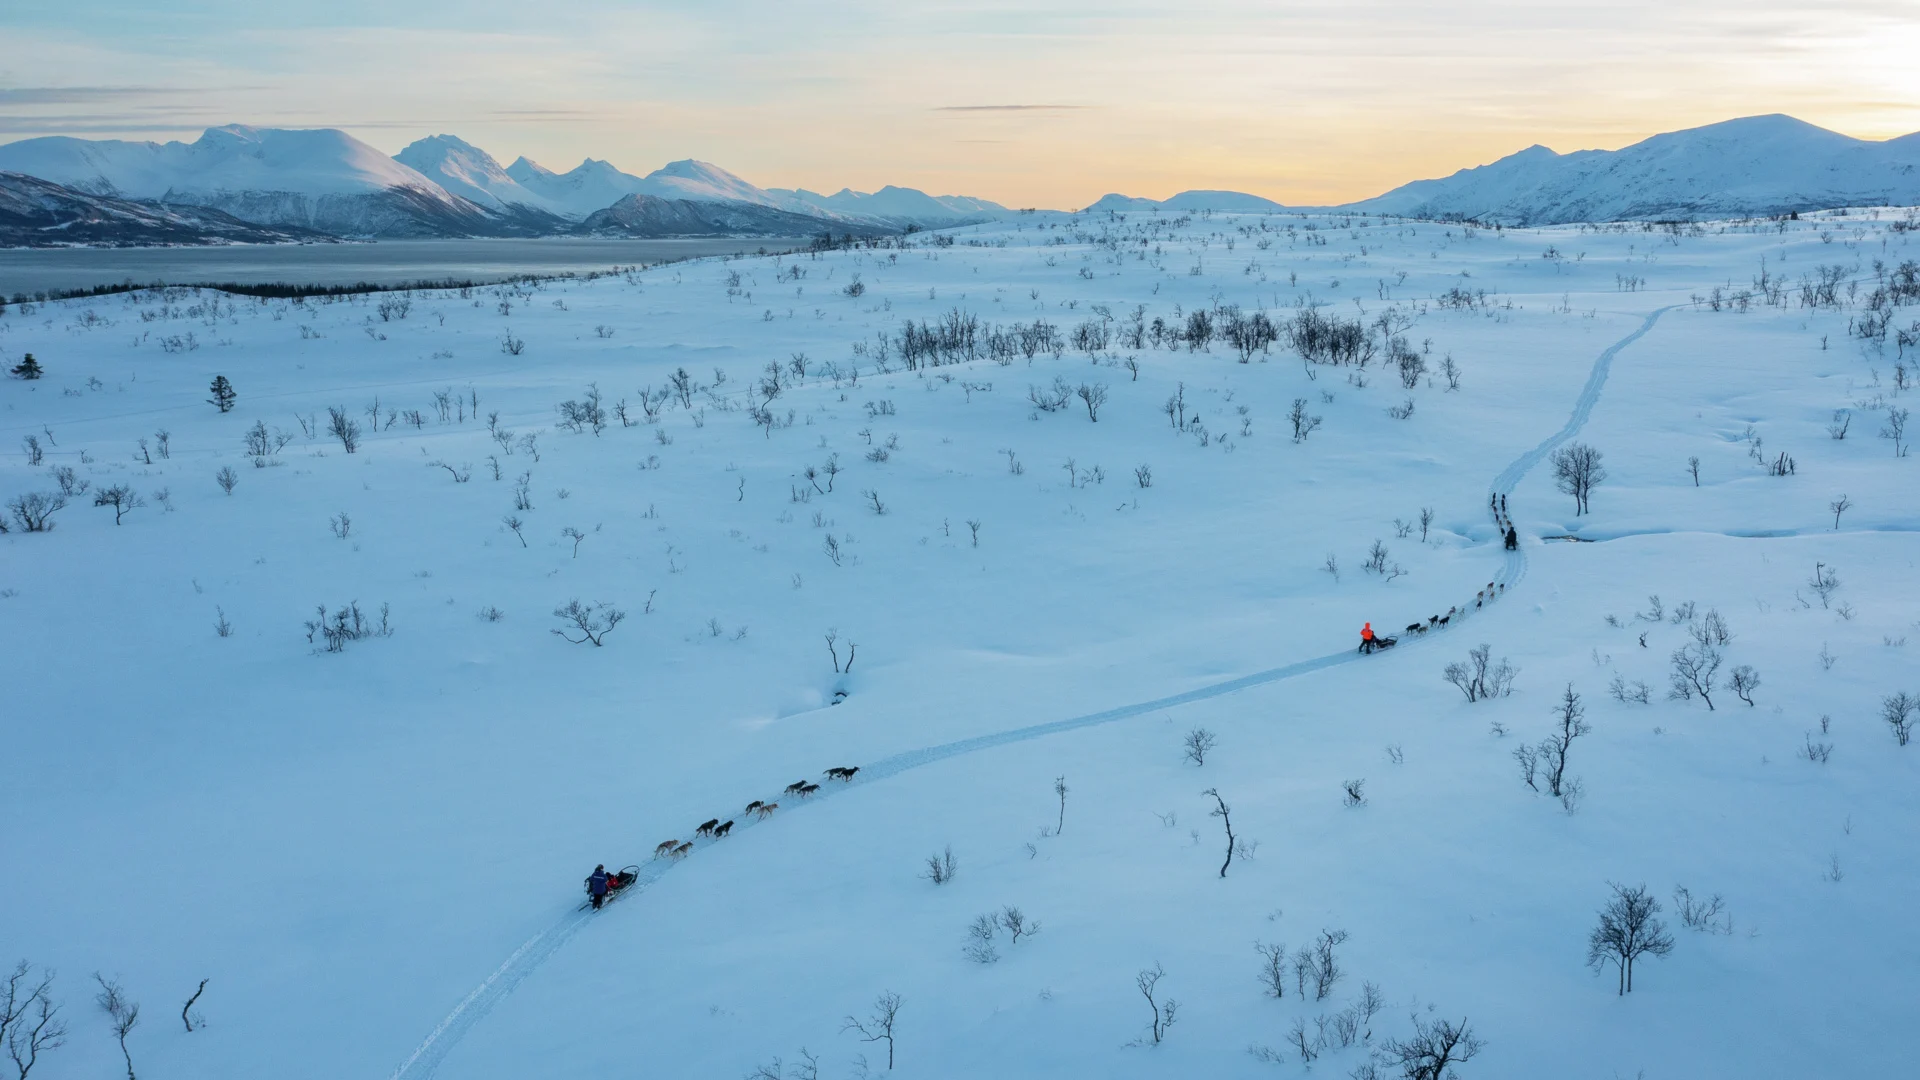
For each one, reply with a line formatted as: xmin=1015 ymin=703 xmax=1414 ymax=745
xmin=387 ymin=306 xmax=1673 ymax=1080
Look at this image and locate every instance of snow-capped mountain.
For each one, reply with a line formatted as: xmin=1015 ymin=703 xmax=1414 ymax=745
xmin=1347 ymin=114 xmax=1920 ymax=224
xmin=0 ymin=126 xmax=1007 ymax=242
xmin=506 ymin=156 xmax=797 ymax=220
xmin=0 ymin=125 xmax=510 ymax=238
xmin=0 ymin=170 xmax=327 ymax=247
xmin=394 ymin=135 xmax=561 ymax=217
xmin=0 ymin=124 xmax=432 ymax=200
xmin=508 ymin=154 xmax=1004 ymax=227
xmin=504 ymin=157 xmax=648 ymax=220
xmin=632 ymin=159 xmax=784 ymax=206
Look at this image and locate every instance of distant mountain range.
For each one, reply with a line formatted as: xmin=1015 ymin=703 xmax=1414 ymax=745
xmin=0 ymin=125 xmax=1009 ymax=244
xmin=1344 ymin=114 xmax=1920 ymax=224
xmin=1082 ymin=116 xmax=1920 ymax=223
xmin=0 ymin=170 xmax=328 ymax=247
xmin=3 ymin=115 xmax=1918 ymax=247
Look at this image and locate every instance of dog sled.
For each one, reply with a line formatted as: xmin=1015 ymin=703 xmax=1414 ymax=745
xmin=580 ymin=865 xmax=640 ymax=911
xmin=1358 ymin=635 xmax=1398 ymax=654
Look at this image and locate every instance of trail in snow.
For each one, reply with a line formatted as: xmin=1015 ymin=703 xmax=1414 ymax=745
xmin=386 ymin=307 xmax=1673 ymax=1080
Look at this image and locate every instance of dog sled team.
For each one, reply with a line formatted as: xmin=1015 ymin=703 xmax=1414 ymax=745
xmin=582 ymin=766 xmax=860 ymax=908
xmin=589 ymin=497 xmax=1526 ymax=900
xmin=1360 ymin=493 xmax=1516 ymax=655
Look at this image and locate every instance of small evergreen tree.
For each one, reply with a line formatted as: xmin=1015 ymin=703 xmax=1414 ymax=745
xmin=10 ymin=352 xmax=42 ymax=379
xmin=209 ymin=375 xmax=236 ymax=412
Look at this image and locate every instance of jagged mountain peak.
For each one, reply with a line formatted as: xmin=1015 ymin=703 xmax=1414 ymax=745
xmin=394 ymin=135 xmax=555 ymax=216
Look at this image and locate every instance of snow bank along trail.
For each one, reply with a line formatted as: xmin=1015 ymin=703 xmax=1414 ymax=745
xmin=385 ymin=307 xmax=1673 ymax=1080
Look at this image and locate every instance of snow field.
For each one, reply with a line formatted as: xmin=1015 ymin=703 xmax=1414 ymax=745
xmin=2 ymin=208 xmax=1916 ymax=1079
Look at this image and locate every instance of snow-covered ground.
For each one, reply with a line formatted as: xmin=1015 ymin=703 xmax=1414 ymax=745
xmin=3 ymin=207 xmax=1917 ymax=1080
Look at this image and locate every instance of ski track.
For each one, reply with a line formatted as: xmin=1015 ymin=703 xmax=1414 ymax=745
xmin=386 ymin=305 xmax=1674 ymax=1080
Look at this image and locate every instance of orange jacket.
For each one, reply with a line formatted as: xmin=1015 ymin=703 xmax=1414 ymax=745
xmin=1361 ymin=623 xmax=1374 ymax=641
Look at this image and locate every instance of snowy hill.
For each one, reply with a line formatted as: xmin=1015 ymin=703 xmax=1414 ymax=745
xmin=578 ymin=192 xmax=892 ymax=238
xmin=1348 ymin=114 xmax=1920 ymax=223
xmin=0 ymin=125 xmax=517 ymax=239
xmin=1085 ymin=190 xmax=1287 ymax=213
xmin=0 ymin=171 xmax=329 ymax=247
xmin=772 ymin=185 xmax=1008 ymax=224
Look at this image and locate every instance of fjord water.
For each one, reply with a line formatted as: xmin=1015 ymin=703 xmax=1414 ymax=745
xmin=0 ymin=237 xmax=807 ymax=295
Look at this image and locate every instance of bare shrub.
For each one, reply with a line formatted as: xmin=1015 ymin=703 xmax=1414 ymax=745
xmin=1443 ymin=644 xmax=1517 ymax=702
xmin=1884 ymin=691 xmax=1917 ymax=746
xmin=303 ymin=601 xmax=392 ymax=652
xmin=93 ymin=974 xmax=138 ymax=1080
xmin=923 ymin=845 xmax=957 ymax=885
xmin=92 ymin=485 xmax=143 ymax=525
xmin=998 ymin=906 xmax=1040 ymax=944
xmin=551 ymin=599 xmax=625 ymax=646
xmin=1808 ymin=563 xmax=1840 ymax=608
xmin=1288 ymin=398 xmax=1323 ymax=442
xmin=7 ymin=492 xmax=67 ymax=532
xmin=179 ymin=978 xmax=208 ymax=1033
xmin=1672 ymin=886 xmax=1732 ymax=935
xmin=1183 ymin=727 xmax=1217 ymax=765
xmin=1135 ymin=964 xmax=1178 ymax=1045
xmin=325 ymin=407 xmax=360 ymax=453
xmin=3 ymin=960 xmax=68 ymax=1078
xmin=1254 ymin=941 xmax=1288 ymax=998
xmin=48 ymin=466 xmax=85 ymax=497
xmin=841 ymin=992 xmax=902 ymax=1071
xmin=1383 ymin=1015 xmax=1482 ymax=1080
xmin=1668 ymin=643 xmax=1722 ymax=709
xmin=1607 ymin=674 xmax=1651 ymax=704
xmin=964 ymin=915 xmax=999 ymax=964
xmin=1076 ymin=382 xmax=1109 ymax=422
xmin=1204 ymin=788 xmax=1235 ymax=878
xmin=1306 ymin=928 xmax=1348 ymax=1000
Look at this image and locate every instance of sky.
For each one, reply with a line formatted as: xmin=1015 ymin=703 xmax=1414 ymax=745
xmin=3 ymin=0 xmax=1918 ymax=208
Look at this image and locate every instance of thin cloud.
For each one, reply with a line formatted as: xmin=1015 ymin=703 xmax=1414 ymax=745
xmin=0 ymin=119 xmax=208 ymax=135
xmin=0 ymin=86 xmax=261 ymax=104
xmin=0 ymin=87 xmax=170 ymax=104
xmin=489 ymin=109 xmax=601 ymax=121
xmin=933 ymin=105 xmax=1091 ymax=113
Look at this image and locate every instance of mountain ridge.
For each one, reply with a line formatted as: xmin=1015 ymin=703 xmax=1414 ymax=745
xmin=0 ymin=127 xmax=1004 ymax=241
xmin=7 ymin=114 xmax=1920 ymax=247
xmin=1345 ymin=114 xmax=1920 ymax=223
xmin=0 ymin=170 xmax=331 ymax=247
